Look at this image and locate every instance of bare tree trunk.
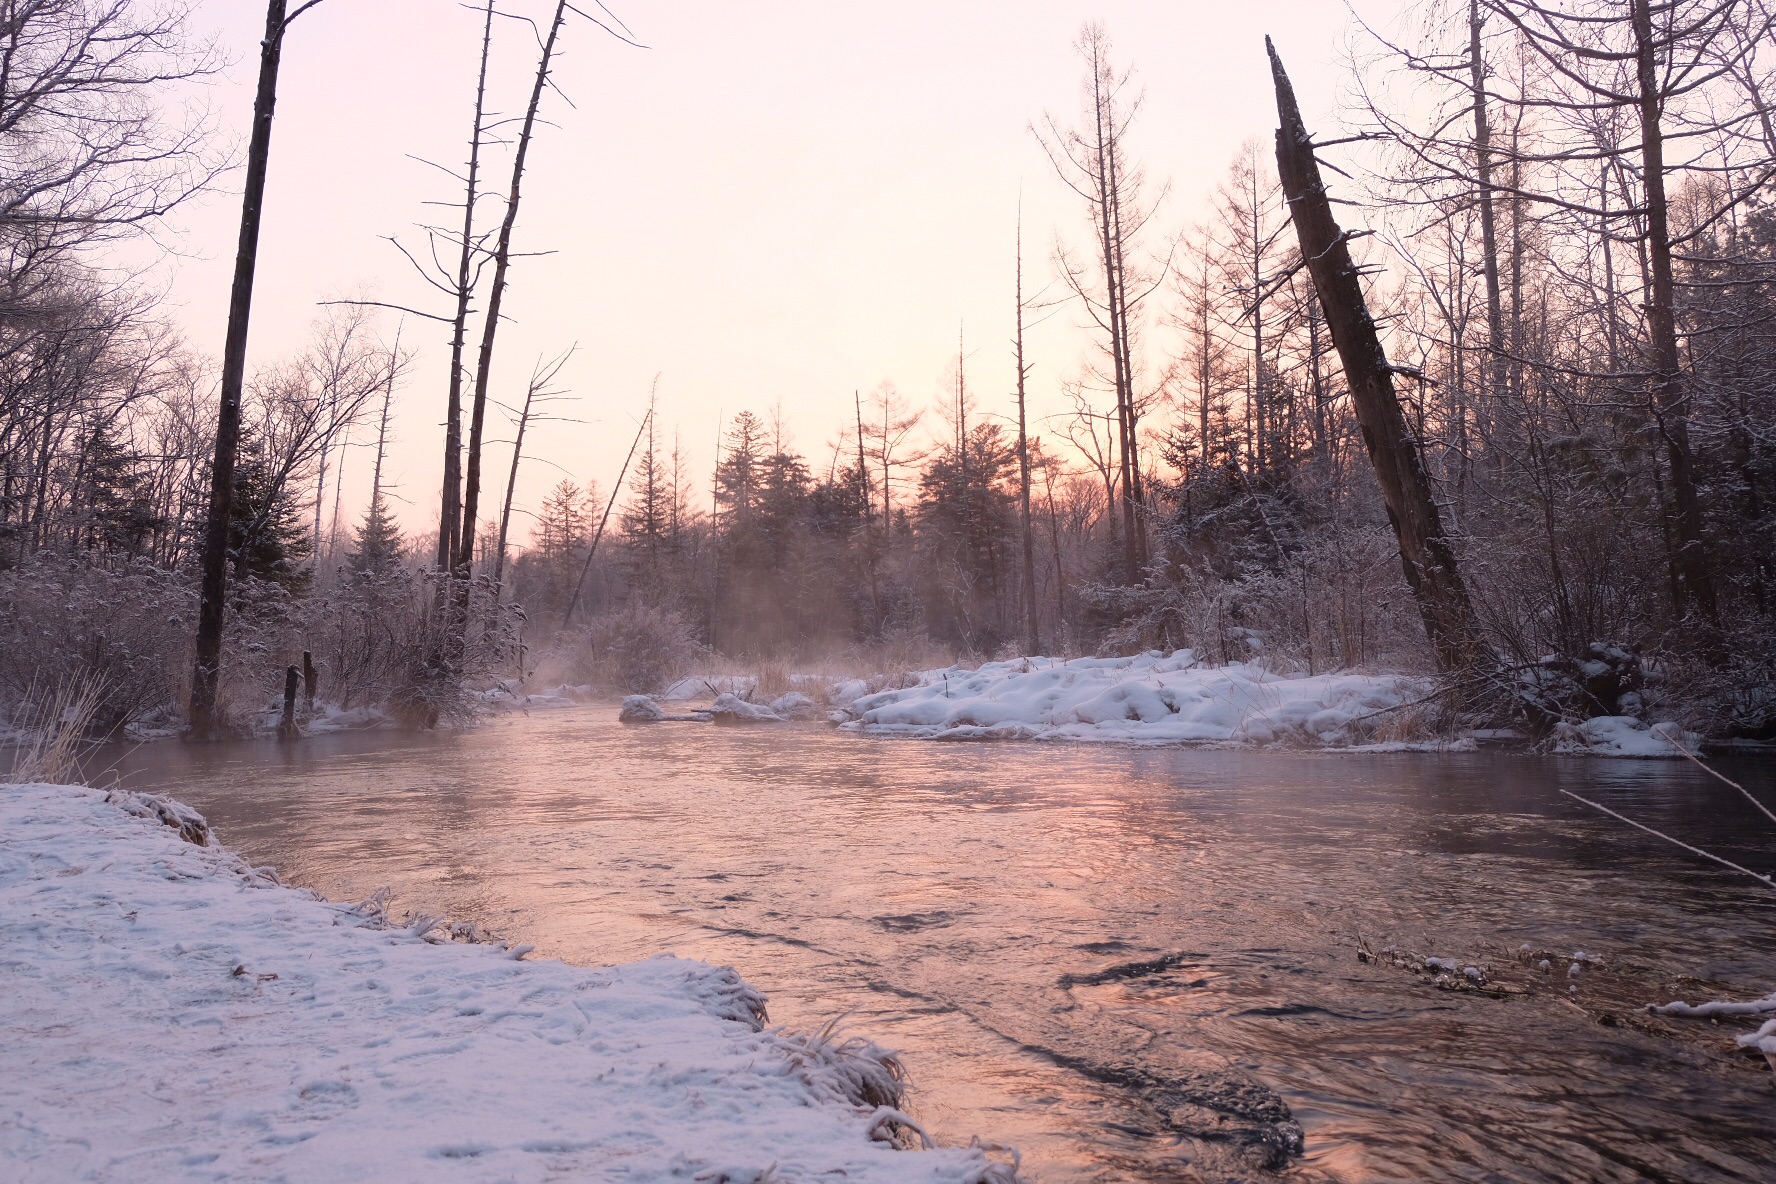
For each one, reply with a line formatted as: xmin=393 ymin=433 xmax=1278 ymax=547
xmin=1630 ymin=0 xmax=1718 ymax=629
xmin=438 ymin=0 xmax=495 ymax=573
xmin=493 ymin=374 xmax=537 ymax=593
xmin=1103 ymin=108 xmax=1146 ymax=574
xmin=454 ymin=0 xmax=568 ymax=591
xmin=1268 ymin=38 xmax=1484 ymax=673
xmin=1469 ymin=0 xmax=1508 ymax=410
xmin=370 ymin=324 xmax=400 ymax=506
xmin=191 ymin=0 xmax=312 ymax=739
xmin=854 ymin=388 xmax=881 ymax=627
xmin=1043 ymin=465 xmax=1066 ymax=641
xmin=1087 ymin=57 xmax=1138 ymax=584
xmin=277 ymin=664 xmax=299 ymax=740
xmin=1014 ymin=212 xmax=1041 ymax=656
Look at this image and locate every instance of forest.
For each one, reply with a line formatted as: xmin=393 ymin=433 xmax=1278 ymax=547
xmin=2 ymin=0 xmax=1773 ymax=742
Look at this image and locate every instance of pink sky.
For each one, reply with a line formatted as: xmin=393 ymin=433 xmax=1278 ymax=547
xmin=161 ymin=0 xmax=1398 ymax=542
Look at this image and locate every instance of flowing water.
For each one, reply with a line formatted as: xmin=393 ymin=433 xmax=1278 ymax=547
xmin=90 ymin=710 xmax=1776 ymax=1183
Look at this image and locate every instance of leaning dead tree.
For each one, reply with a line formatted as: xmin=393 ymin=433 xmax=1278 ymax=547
xmin=1267 ymin=37 xmax=1484 ymax=673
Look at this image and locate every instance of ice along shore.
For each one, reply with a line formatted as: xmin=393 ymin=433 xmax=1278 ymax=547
xmin=0 ymin=783 xmax=1017 ymax=1183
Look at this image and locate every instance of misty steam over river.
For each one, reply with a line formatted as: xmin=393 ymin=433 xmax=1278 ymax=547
xmin=98 ymin=709 xmax=1775 ymax=1183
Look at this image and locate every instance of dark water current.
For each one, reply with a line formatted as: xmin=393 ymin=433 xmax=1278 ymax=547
xmin=89 ymin=709 xmax=1776 ymax=1183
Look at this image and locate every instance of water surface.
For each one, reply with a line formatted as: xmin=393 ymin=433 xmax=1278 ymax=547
xmin=95 ymin=711 xmax=1776 ymax=1183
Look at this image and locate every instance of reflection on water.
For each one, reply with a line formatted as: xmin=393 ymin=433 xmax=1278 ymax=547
xmin=90 ymin=712 xmax=1776 ymax=1183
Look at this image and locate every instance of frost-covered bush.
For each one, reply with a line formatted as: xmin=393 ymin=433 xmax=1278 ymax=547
xmin=0 ymin=555 xmax=523 ymax=736
xmin=557 ymin=602 xmax=702 ymax=693
xmin=0 ymin=556 xmax=197 ymax=735
xmin=301 ymin=568 xmax=522 ymax=728
xmin=1093 ymin=521 xmax=1424 ymax=673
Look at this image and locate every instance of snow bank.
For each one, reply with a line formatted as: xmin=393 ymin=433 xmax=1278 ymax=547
xmin=0 ymin=783 xmax=1015 ymax=1183
xmin=839 ymin=652 xmax=1434 ymax=748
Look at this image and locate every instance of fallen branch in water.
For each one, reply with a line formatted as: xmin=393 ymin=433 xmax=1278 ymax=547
xmin=1557 ymin=789 xmax=1775 ymax=890
xmin=1655 ymin=730 xmax=1776 ymax=825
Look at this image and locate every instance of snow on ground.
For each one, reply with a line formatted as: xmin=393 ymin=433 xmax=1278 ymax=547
xmin=835 ymin=652 xmax=1440 ymax=749
xmin=0 ymin=783 xmax=1015 ymax=1184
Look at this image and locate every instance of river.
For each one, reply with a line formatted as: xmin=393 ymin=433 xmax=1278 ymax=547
xmin=91 ymin=708 xmax=1776 ymax=1183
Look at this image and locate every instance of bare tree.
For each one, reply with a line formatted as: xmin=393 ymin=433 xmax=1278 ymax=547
xmin=190 ymin=0 xmax=327 ymax=740
xmin=1035 ymin=23 xmax=1169 ymax=583
xmin=0 ymin=0 xmax=225 ymax=312
xmin=493 ymin=345 xmax=574 ymax=592
xmin=860 ymin=381 xmax=924 ymax=530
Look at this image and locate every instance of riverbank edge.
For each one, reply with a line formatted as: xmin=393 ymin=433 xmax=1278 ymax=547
xmin=0 ymin=782 xmax=1018 ymax=1183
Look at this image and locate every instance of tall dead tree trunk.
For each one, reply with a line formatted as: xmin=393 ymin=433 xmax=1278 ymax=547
xmin=1014 ymin=210 xmax=1041 ymax=657
xmin=190 ymin=0 xmax=322 ymax=739
xmin=1267 ymin=38 xmax=1484 ymax=673
xmin=436 ymin=0 xmax=495 ymax=573
xmin=454 ymin=0 xmax=569 ymax=595
xmin=1629 ymin=0 xmax=1718 ymax=630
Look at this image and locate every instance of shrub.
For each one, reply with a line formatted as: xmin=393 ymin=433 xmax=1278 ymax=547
xmin=558 ymin=602 xmax=702 ymax=693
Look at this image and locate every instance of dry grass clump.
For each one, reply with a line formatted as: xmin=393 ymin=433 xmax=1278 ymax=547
xmin=3 ymin=676 xmax=105 ymax=785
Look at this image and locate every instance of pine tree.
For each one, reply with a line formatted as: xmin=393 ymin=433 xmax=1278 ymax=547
xmin=347 ymin=490 xmax=403 ymax=576
xmin=620 ymin=416 xmax=667 ymax=585
xmin=227 ymin=431 xmax=312 ymax=590
xmin=534 ymin=478 xmax=586 ymax=563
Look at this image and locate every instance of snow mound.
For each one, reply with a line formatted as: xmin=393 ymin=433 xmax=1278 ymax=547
xmin=709 ymin=692 xmax=786 ymax=725
xmin=619 ymin=694 xmax=667 ymax=722
xmin=839 ymin=652 xmax=1430 ymax=748
xmin=771 ymin=691 xmax=820 ymax=721
xmin=0 ymin=783 xmax=1017 ymax=1183
xmin=1551 ymin=716 xmax=1699 ymax=757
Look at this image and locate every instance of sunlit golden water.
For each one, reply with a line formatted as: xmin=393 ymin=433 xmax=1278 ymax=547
xmin=95 ymin=710 xmax=1776 ymax=1183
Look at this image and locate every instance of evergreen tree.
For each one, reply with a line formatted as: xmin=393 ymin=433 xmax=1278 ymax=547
xmin=346 ymin=489 xmax=404 ymax=576
xmin=227 ymin=431 xmax=312 ymax=591
xmin=75 ymin=423 xmax=161 ymax=556
xmin=620 ymin=417 xmax=668 ymax=587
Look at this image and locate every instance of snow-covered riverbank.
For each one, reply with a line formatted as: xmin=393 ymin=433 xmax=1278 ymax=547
xmin=664 ymin=653 xmax=1692 ymax=755
xmin=0 ymin=783 xmax=1016 ymax=1183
